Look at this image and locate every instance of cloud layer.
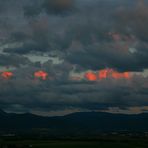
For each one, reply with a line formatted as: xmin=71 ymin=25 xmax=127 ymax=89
xmin=0 ymin=0 xmax=148 ymax=115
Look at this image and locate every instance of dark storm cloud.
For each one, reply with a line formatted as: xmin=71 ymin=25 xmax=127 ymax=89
xmin=23 ymin=0 xmax=75 ymax=17
xmin=0 ymin=74 xmax=148 ymax=113
xmin=0 ymin=54 xmax=32 ymax=67
xmin=1 ymin=0 xmax=115 ymax=54
xmin=115 ymin=1 xmax=148 ymax=42
xmin=67 ymin=41 xmax=148 ymax=72
xmin=1 ymin=0 xmax=148 ymax=72
xmin=0 ymin=0 xmax=148 ymax=114
xmin=43 ymin=0 xmax=75 ymax=15
xmin=64 ymin=0 xmax=148 ymax=71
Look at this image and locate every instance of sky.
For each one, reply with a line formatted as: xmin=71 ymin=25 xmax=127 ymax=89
xmin=0 ymin=0 xmax=148 ymax=116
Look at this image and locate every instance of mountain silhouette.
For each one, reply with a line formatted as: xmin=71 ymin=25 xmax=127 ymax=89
xmin=0 ymin=110 xmax=148 ymax=136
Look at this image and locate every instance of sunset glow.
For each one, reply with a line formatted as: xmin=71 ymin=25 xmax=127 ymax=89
xmin=85 ymin=69 xmax=131 ymax=81
xmin=84 ymin=72 xmax=97 ymax=81
xmin=1 ymin=71 xmax=13 ymax=79
xmin=112 ymin=71 xmax=130 ymax=79
xmin=98 ymin=69 xmax=111 ymax=79
xmin=34 ymin=71 xmax=48 ymax=80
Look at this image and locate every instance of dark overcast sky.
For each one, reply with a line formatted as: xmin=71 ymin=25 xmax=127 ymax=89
xmin=0 ymin=0 xmax=148 ymax=116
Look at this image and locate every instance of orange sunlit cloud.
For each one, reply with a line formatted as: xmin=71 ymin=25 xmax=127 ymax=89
xmin=34 ymin=71 xmax=48 ymax=80
xmin=1 ymin=71 xmax=13 ymax=79
xmin=84 ymin=69 xmax=131 ymax=81
xmin=98 ymin=69 xmax=112 ymax=79
xmin=84 ymin=72 xmax=97 ymax=81
xmin=112 ymin=71 xmax=130 ymax=79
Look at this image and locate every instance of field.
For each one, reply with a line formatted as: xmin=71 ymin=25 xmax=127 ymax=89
xmin=1 ymin=139 xmax=148 ymax=148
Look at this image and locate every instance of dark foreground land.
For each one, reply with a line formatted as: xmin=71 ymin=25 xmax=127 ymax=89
xmin=1 ymin=137 xmax=148 ymax=148
xmin=1 ymin=111 xmax=148 ymax=147
xmin=0 ymin=141 xmax=148 ymax=148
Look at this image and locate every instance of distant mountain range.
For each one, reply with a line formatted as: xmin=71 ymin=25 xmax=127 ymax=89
xmin=0 ymin=109 xmax=148 ymax=136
